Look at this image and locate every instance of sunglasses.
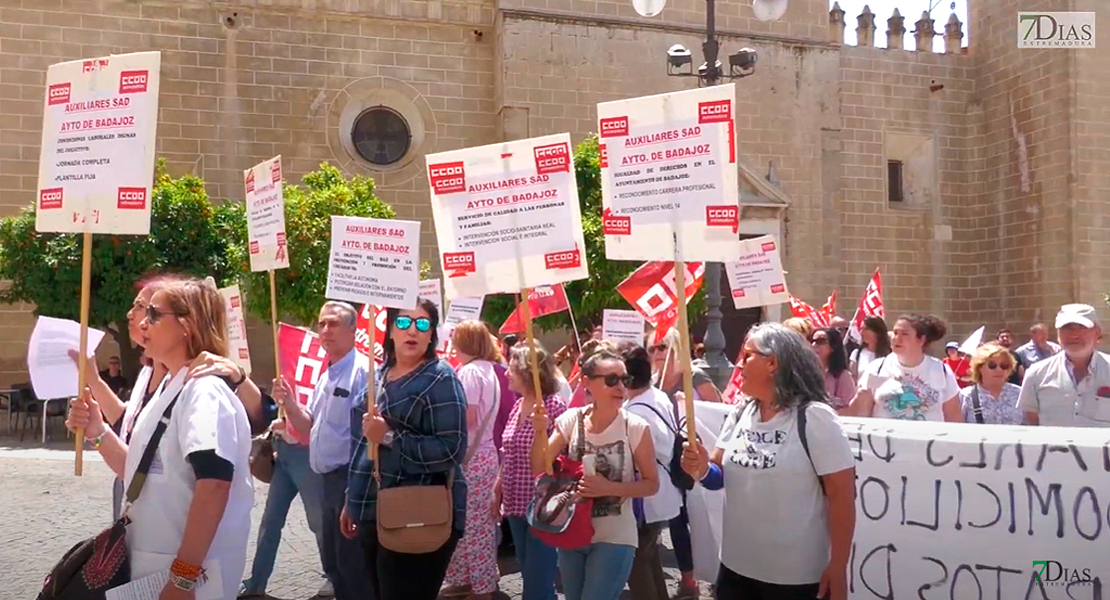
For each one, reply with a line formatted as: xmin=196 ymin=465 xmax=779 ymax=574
xmin=394 ymin=316 xmax=432 ymax=333
xmin=985 ymin=361 xmax=1013 ymax=371
xmin=810 ymin=337 xmax=829 ymax=346
xmin=145 ymin=305 xmax=175 ymax=324
xmin=590 ymin=373 xmax=634 ymax=388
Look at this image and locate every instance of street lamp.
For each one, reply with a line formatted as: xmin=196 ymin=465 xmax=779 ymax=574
xmin=662 ymin=0 xmax=773 ymax=388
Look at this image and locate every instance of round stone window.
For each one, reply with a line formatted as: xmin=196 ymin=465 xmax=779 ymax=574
xmin=350 ymin=106 xmax=412 ymax=166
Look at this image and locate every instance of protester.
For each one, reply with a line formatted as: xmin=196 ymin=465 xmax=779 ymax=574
xmin=66 ymin=280 xmax=254 ymax=600
xmin=782 ymin=317 xmax=814 ymax=339
xmin=346 ymin=298 xmax=468 ymax=600
xmin=1019 ymin=304 xmax=1110 ymax=427
xmin=849 ymin=316 xmax=891 ymax=378
xmin=680 ymin=323 xmax=855 ymax=600
xmin=847 ymin=314 xmax=962 ymax=422
xmin=568 ymin=338 xmax=619 ymax=409
xmin=530 ymin=348 xmax=659 ymax=600
xmin=1013 ymin=322 xmax=1061 ymax=369
xmin=942 ymin=342 xmax=973 ymax=388
xmin=496 ymin=343 xmax=567 ymax=600
xmin=442 ymin=321 xmax=503 ymax=600
xmin=809 ymin=328 xmax=855 ymax=411
xmin=959 ymin=342 xmax=1023 ymax=425
xmin=621 ymin=345 xmax=682 ymax=600
xmin=995 ymin=328 xmax=1025 ymax=385
xmin=99 ymin=356 xmax=129 ymax=396
xmin=275 ymin=301 xmax=371 ymax=600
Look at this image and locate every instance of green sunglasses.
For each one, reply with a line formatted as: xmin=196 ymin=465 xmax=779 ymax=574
xmin=394 ymin=315 xmax=432 ymax=333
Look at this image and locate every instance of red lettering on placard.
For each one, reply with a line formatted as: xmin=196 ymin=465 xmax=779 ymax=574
xmin=599 ymin=144 xmax=608 ymax=168
xmin=48 ymin=83 xmax=71 ymax=106
xmin=533 ymin=142 xmax=570 ymax=175
xmin=698 ymin=99 xmax=731 ymax=124
xmin=118 ymin=70 xmax=149 ymax=94
xmin=230 ymin=295 xmax=241 ymax=308
xmin=270 ymin=160 xmax=282 ymax=183
xmin=733 ymin=289 xmax=746 ymax=298
xmin=249 ymin=240 xmax=260 ymax=255
xmin=761 ymin=241 xmax=776 ymax=252
xmin=244 ymin=169 xmax=256 ymax=194
xmin=238 ymin=348 xmax=249 ymax=360
xmin=770 ymin=283 xmax=785 ymax=293
xmin=602 ymin=208 xmax=631 ymax=236
xmin=544 ymin=250 xmax=581 ymax=270
xmin=429 ymin=161 xmax=466 ymax=195
xmin=39 ymin=188 xmax=64 ymax=210
xmin=599 ymin=116 xmax=629 ymax=138
xmin=443 ymin=251 xmax=476 ymax=277
xmin=116 ymin=187 xmax=147 ymax=210
xmin=705 ymin=205 xmax=739 ymax=232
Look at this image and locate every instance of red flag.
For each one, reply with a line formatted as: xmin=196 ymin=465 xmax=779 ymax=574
xmin=847 ymin=269 xmax=884 ymax=344
xmin=788 ymin=292 xmax=836 ymax=329
xmin=355 ymin=304 xmax=388 ymax=365
xmin=499 ymin=284 xmax=570 ymax=334
xmin=721 ymin=365 xmax=744 ymax=405
xmin=277 ymin=323 xmax=329 ymax=444
xmin=616 ymin=261 xmax=705 ymax=345
xmin=819 ymin=290 xmax=837 ymax=324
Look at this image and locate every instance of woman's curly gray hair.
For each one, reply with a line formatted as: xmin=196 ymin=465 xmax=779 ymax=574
xmin=747 ymin=322 xmax=830 ymax=410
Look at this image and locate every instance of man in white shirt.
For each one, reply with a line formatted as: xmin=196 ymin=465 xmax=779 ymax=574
xmin=276 ymin=301 xmax=371 ymax=600
xmin=1019 ymin=304 xmax=1110 ymax=428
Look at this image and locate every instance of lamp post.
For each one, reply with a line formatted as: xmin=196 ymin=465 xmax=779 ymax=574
xmin=665 ymin=0 xmax=757 ymax=389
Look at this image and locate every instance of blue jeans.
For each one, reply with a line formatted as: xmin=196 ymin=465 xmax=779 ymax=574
xmin=506 ymin=516 xmax=559 ymax=600
xmin=558 ymin=542 xmax=636 ymax=600
xmin=242 ymin=440 xmax=325 ymax=594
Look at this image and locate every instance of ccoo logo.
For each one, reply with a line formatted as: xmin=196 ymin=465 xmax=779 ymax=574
xmin=116 ymin=187 xmax=147 ymax=209
xmin=48 ymin=83 xmax=71 ymax=106
xmin=534 ymin=143 xmax=570 ymax=175
xmin=698 ymin=100 xmax=732 ymax=124
xmin=429 ymin=162 xmax=466 ymax=195
xmin=118 ymin=70 xmax=149 ymax=94
xmin=544 ymin=250 xmax=580 ymax=270
xmin=600 ymin=116 xmax=629 ymax=138
xmin=39 ymin=188 xmax=64 ymax=209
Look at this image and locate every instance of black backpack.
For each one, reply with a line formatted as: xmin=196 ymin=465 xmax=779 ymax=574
xmin=630 ymin=402 xmax=697 ymax=491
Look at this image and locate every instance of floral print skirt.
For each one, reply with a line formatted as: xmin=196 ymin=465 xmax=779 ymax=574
xmin=443 ymin=444 xmax=501 ymax=593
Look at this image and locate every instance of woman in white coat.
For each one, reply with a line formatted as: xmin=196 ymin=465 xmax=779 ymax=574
xmin=67 ymin=279 xmax=254 ymax=600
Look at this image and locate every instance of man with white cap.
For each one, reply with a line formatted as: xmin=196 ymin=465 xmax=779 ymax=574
xmin=1018 ymin=304 xmax=1110 ymax=427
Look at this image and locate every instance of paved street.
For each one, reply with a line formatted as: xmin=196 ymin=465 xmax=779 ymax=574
xmin=0 ymin=434 xmax=703 ymax=600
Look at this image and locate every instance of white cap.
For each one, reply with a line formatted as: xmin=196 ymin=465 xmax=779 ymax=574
xmin=1055 ymin=303 xmax=1099 ymax=329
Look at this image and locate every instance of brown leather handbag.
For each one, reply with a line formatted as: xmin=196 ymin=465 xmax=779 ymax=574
xmin=249 ymin=431 xmax=276 ymax=484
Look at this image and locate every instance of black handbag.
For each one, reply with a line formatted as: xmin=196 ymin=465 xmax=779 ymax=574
xmin=38 ymin=391 xmax=182 ymax=600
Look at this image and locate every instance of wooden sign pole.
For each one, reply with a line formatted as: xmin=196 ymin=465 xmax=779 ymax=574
xmin=520 ymin=289 xmax=551 ymax=475
xmin=672 ymin=237 xmax=698 ymax=445
xmin=269 ymin=270 xmax=283 ymax=418
xmin=367 ymin=307 xmax=379 ymax=467
xmin=74 ymin=231 xmax=93 ymax=476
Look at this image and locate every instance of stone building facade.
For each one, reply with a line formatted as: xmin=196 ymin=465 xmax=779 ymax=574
xmin=0 ymin=0 xmax=1107 ymax=385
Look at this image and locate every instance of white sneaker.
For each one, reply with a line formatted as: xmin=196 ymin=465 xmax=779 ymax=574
xmin=317 ymin=580 xmax=335 ymax=598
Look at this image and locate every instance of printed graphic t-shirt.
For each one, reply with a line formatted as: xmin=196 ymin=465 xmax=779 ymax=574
xmin=555 ymin=407 xmax=649 ymax=548
xmin=858 ymin=355 xmax=959 ymax=421
xmin=715 ymin=401 xmax=854 ymax=585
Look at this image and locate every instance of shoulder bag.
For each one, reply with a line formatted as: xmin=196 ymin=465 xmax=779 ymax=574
xmin=249 ymin=430 xmax=276 ymax=483
xmin=38 ymin=391 xmax=183 ymax=600
xmin=528 ymin=408 xmax=595 ymax=550
xmin=970 ymin=386 xmax=985 ymax=424
xmin=375 ymin=368 xmax=497 ymax=554
xmin=629 ymin=401 xmax=696 ymax=491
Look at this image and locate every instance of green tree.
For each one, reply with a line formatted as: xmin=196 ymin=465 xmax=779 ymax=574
xmin=480 ymin=135 xmax=705 ymax=336
xmin=227 ymin=163 xmax=398 ymax=327
xmin=0 ymin=160 xmax=242 ymax=379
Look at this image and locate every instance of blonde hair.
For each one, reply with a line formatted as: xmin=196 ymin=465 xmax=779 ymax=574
xmin=783 ymin=317 xmax=814 ymax=338
xmin=157 ymin=279 xmax=229 ymax=359
xmin=578 ymin=338 xmax=618 ymax=368
xmin=969 ymin=342 xmax=1015 ymax=384
xmin=451 ymin=320 xmax=502 ymax=362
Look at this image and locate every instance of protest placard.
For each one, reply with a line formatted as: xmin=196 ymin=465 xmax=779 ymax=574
xmin=244 ymin=156 xmax=289 ymax=272
xmin=326 ymin=216 xmax=421 ymax=309
xmin=420 ymin=278 xmax=443 ymax=316
xmin=427 ymin=133 xmax=589 ymax=299
xmin=36 ymin=52 xmax=161 ymax=236
xmin=724 ymin=235 xmax=789 ymax=310
xmin=602 ymin=309 xmax=646 ymax=347
xmin=597 ymin=85 xmax=740 ymax=263
xmin=218 ymin=285 xmax=252 ymax=375
xmin=691 ymin=402 xmax=1110 ymax=600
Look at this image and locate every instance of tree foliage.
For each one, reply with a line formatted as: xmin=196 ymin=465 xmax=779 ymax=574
xmin=0 ymin=159 xmax=241 ymax=376
xmin=226 ymin=163 xmax=398 ymax=327
xmin=479 ymin=135 xmax=705 ymax=336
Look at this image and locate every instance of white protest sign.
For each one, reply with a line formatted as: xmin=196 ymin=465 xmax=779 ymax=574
xmin=602 ymin=309 xmax=646 ymax=347
xmin=218 ymin=285 xmax=252 ymax=375
xmin=438 ymin=295 xmax=485 ymax=345
xmin=36 ymin=51 xmax=161 ymax=235
xmin=326 ymin=216 xmax=421 ymax=309
xmin=419 ymin=278 xmax=443 ymax=315
xmin=724 ymin=235 xmax=789 ymax=310
xmin=427 ymin=133 xmax=589 ymax=299
xmin=597 ymin=84 xmax=740 ymax=262
xmin=690 ymin=402 xmax=1110 ymax=599
xmin=244 ymin=156 xmax=289 ymax=272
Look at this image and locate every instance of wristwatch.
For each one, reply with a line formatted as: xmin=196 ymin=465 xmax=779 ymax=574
xmin=380 ymin=430 xmax=397 ymax=446
xmin=230 ymin=366 xmax=247 ymax=391
xmin=169 ymin=573 xmax=198 ymax=592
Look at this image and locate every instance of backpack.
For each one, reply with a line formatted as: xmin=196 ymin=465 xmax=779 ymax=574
xmin=629 ymin=400 xmax=696 ymax=491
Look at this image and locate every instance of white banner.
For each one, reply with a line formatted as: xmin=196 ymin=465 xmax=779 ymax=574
xmin=724 ymin=235 xmax=789 ymax=310
xmin=36 ymin=51 xmax=161 ymax=235
xmin=602 ymin=309 xmax=646 ymax=347
xmin=244 ymin=156 xmax=289 ymax=272
xmin=597 ymin=85 xmax=740 ymax=262
xmin=218 ymin=285 xmax=252 ymax=375
xmin=326 ymin=216 xmax=421 ymax=309
xmin=688 ymin=403 xmax=1110 ymax=599
xmin=427 ymin=133 xmax=589 ymax=299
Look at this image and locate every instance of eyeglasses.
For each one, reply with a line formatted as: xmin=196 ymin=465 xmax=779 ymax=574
xmin=145 ymin=305 xmax=175 ymax=324
xmin=985 ymin=361 xmax=1013 ymax=371
xmin=810 ymin=337 xmax=829 ymax=346
xmin=394 ymin=316 xmax=432 ymax=333
xmin=590 ymin=373 xmax=634 ymax=388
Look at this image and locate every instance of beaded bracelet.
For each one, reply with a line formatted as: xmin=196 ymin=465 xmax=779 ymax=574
xmin=170 ymin=558 xmax=205 ymax=582
xmin=88 ymin=431 xmax=107 ymax=450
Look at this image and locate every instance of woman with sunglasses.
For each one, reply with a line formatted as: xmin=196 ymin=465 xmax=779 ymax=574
xmin=345 ymin=298 xmax=468 ymax=600
xmin=529 ymin=348 xmax=659 ymax=600
xmin=959 ymin=342 xmax=1024 ymax=425
xmin=809 ymin=328 xmax=856 ymax=412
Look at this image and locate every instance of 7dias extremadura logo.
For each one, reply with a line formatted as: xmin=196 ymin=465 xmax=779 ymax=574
xmin=1032 ymin=561 xmax=1094 ymax=586
xmin=1018 ymin=12 xmax=1096 ymax=48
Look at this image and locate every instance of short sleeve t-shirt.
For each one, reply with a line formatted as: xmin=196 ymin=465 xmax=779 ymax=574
xmin=714 ymin=401 xmax=854 ymax=585
xmin=555 ymin=407 xmax=649 ymax=548
xmin=858 ymin=355 xmax=959 ymax=421
xmin=659 ymin=366 xmax=714 ymax=402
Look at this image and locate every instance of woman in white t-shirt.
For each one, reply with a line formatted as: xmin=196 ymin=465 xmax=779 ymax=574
xmin=847 ymin=314 xmax=962 ymax=422
xmin=849 ymin=316 xmax=891 ymax=379
xmin=680 ymin=323 xmax=856 ymax=600
xmin=530 ymin=348 xmax=659 ymax=600
xmin=67 ymin=280 xmax=254 ymax=600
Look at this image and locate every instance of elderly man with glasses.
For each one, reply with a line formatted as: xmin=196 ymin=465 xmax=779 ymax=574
xmin=1019 ymin=304 xmax=1110 ymax=428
